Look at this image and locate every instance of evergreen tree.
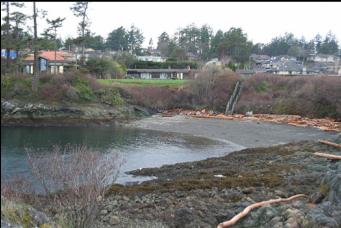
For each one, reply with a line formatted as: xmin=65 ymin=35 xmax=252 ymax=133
xmin=157 ymin=32 xmax=170 ymax=57
xmin=44 ymin=17 xmax=65 ymax=74
xmin=106 ymin=26 xmax=128 ymax=51
xmin=70 ymin=2 xmax=90 ymax=65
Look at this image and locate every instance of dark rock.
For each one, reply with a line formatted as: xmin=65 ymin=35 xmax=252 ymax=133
xmin=242 ymin=187 xmax=255 ymax=194
xmin=310 ymin=192 xmax=325 ymax=204
xmin=174 ymin=208 xmax=194 ymax=227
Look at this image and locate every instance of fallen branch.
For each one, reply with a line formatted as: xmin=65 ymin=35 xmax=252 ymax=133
xmin=314 ymin=152 xmax=341 ymax=160
xmin=318 ymin=140 xmax=341 ymax=148
xmin=217 ymin=194 xmax=307 ymax=228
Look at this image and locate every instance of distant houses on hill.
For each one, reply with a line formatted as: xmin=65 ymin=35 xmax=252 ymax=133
xmin=242 ymin=54 xmax=341 ymax=77
xmin=3 ymin=48 xmax=340 ymax=78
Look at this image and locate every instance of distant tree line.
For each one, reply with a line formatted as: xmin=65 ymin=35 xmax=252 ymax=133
xmin=252 ymin=32 xmax=340 ymax=60
xmin=1 ymin=1 xmax=340 ymax=78
xmin=83 ymin=24 xmax=340 ymax=64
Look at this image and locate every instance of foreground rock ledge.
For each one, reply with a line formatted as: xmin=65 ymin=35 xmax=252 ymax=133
xmin=1 ymin=139 xmax=340 ymax=227
xmin=101 ymin=139 xmax=341 ymax=228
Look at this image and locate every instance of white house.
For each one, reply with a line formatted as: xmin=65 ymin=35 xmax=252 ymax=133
xmin=23 ymin=50 xmax=71 ymax=74
xmin=127 ymin=68 xmax=190 ymax=80
xmin=307 ymin=54 xmax=338 ymax=63
xmin=136 ymin=56 xmax=166 ymax=62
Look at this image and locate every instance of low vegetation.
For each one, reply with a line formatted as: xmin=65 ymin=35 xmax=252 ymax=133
xmin=1 ymin=71 xmax=124 ymax=105
xmin=237 ymin=74 xmax=341 ymax=119
xmin=1 ymin=69 xmax=340 ymax=119
xmin=118 ymin=70 xmax=341 ymax=119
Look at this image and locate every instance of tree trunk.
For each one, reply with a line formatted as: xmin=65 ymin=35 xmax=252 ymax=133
xmin=15 ymin=48 xmax=20 ymax=77
xmin=81 ymin=25 xmax=85 ymax=65
xmin=32 ymin=1 xmax=39 ymax=92
xmin=318 ymin=140 xmax=341 ymax=148
xmin=5 ymin=2 xmax=10 ymax=74
xmin=54 ymin=49 xmax=57 ymax=74
xmin=81 ymin=4 xmax=88 ymax=66
xmin=54 ymin=28 xmax=57 ymax=74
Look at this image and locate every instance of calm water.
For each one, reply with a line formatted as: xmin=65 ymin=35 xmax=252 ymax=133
xmin=1 ymin=126 xmax=240 ymax=187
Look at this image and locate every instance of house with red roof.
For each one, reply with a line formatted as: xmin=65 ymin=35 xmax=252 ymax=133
xmin=23 ymin=50 xmax=74 ymax=74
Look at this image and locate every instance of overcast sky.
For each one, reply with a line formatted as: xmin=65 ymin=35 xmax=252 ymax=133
xmin=12 ymin=2 xmax=341 ymax=47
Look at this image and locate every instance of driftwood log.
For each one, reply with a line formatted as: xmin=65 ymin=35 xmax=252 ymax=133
xmin=318 ymin=140 xmax=341 ymax=148
xmin=314 ymin=152 xmax=341 ymax=160
xmin=217 ymin=194 xmax=307 ymax=228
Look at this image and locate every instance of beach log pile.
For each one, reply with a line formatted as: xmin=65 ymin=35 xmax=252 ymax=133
xmin=161 ymin=109 xmax=341 ymax=132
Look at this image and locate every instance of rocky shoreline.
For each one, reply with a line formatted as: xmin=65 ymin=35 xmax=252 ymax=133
xmin=1 ymin=99 xmax=150 ymax=127
xmin=99 ymin=139 xmax=341 ymax=228
xmin=2 ymin=139 xmax=340 ymax=227
xmin=1 ymin=108 xmax=340 ymax=227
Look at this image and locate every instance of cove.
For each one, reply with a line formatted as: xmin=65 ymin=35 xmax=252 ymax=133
xmin=1 ymin=126 xmax=241 ymax=187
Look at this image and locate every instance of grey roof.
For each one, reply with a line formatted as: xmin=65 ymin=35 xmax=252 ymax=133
xmin=272 ymin=60 xmax=303 ymax=72
xmin=127 ymin=69 xmax=190 ymax=73
xmin=236 ymin=69 xmax=255 ymax=74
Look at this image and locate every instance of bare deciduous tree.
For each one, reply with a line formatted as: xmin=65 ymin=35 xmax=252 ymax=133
xmin=26 ymin=144 xmax=122 ymax=228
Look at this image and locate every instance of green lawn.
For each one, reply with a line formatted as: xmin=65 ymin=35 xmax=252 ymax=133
xmin=98 ymin=79 xmax=189 ymax=87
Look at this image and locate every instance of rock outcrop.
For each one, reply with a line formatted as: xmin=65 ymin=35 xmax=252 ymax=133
xmin=1 ymin=99 xmax=150 ymax=126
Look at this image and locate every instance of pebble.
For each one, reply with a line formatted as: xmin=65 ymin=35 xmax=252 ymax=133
xmin=109 ymin=215 xmax=120 ymax=225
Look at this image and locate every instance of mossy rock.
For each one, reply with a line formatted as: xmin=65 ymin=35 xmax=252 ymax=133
xmin=1 ymin=197 xmax=51 ymax=228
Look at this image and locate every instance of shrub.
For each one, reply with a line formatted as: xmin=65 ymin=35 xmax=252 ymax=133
xmin=94 ymin=87 xmax=124 ymax=105
xmin=86 ymin=57 xmax=126 ymax=79
xmin=189 ymin=68 xmax=240 ymax=111
xmin=124 ymin=86 xmax=175 ymax=111
xmin=1 ymin=75 xmax=31 ymax=99
xmin=237 ymin=74 xmax=341 ymax=119
xmin=64 ymin=86 xmax=80 ymax=101
xmin=25 ymin=145 xmax=122 ymax=228
xmin=39 ymin=83 xmax=68 ymax=101
xmin=255 ymin=81 xmax=269 ymax=93
xmin=71 ymin=75 xmax=96 ymax=101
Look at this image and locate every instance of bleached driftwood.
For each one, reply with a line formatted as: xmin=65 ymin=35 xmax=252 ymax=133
xmin=217 ymin=194 xmax=306 ymax=228
xmin=314 ymin=152 xmax=341 ymax=160
xmin=318 ymin=140 xmax=341 ymax=148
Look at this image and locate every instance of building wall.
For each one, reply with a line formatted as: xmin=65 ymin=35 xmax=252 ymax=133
xmin=277 ymin=71 xmax=290 ymax=75
xmin=137 ymin=56 xmax=165 ymax=62
xmin=24 ymin=63 xmax=64 ymax=74
xmin=140 ymin=72 xmax=152 ymax=79
xmin=160 ymin=73 xmax=168 ymax=79
xmin=24 ymin=65 xmax=33 ymax=74
xmin=50 ymin=65 xmax=64 ymax=74
xmin=176 ymin=73 xmax=183 ymax=80
xmin=127 ymin=71 xmax=187 ymax=79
